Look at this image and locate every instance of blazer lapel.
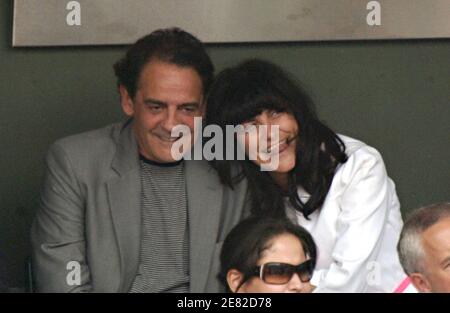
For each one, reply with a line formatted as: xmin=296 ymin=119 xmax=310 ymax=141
xmin=185 ymin=160 xmax=223 ymax=292
xmin=106 ymin=122 xmax=141 ymax=292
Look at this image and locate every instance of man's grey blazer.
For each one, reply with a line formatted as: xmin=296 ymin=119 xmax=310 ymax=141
xmin=31 ymin=121 xmax=249 ymax=292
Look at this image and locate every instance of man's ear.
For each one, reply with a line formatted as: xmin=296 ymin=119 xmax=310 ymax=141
xmin=119 ymin=85 xmax=134 ymax=117
xmin=409 ymin=273 xmax=432 ymax=293
xmin=226 ymin=269 xmax=245 ymax=293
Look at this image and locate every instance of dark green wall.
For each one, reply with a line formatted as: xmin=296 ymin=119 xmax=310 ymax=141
xmin=1 ymin=1 xmax=449 ymax=289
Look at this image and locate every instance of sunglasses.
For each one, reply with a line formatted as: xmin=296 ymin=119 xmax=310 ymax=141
xmin=252 ymin=259 xmax=314 ymax=285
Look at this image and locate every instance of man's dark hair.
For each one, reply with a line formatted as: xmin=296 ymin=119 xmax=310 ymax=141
xmin=219 ymin=216 xmax=317 ymax=292
xmin=113 ymin=27 xmax=214 ymax=98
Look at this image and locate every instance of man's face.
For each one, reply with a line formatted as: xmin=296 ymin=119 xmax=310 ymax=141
xmin=120 ymin=60 xmax=204 ymax=163
xmin=418 ymin=217 xmax=450 ymax=292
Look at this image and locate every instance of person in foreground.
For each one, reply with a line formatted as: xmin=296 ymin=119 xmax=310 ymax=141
xmin=206 ymin=59 xmax=406 ymax=292
xmin=397 ymin=202 xmax=450 ymax=293
xmin=31 ymin=28 xmax=248 ymax=293
xmin=219 ymin=217 xmax=317 ymax=293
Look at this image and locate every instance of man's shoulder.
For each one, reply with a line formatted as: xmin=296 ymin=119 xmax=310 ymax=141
xmin=46 ymin=122 xmax=127 ymax=172
xmin=52 ymin=122 xmax=122 ymax=155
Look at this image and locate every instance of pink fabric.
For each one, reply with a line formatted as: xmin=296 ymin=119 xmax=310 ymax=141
xmin=393 ymin=277 xmax=412 ymax=293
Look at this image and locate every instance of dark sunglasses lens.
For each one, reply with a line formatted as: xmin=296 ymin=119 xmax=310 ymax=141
xmin=298 ymin=270 xmax=312 ymax=282
xmin=262 ymin=261 xmax=314 ymax=284
xmin=262 ymin=264 xmax=294 ymax=284
xmin=298 ymin=260 xmax=314 ymax=282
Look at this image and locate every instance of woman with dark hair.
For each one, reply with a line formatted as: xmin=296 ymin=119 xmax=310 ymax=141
xmin=219 ymin=217 xmax=317 ymax=293
xmin=206 ymin=59 xmax=406 ymax=292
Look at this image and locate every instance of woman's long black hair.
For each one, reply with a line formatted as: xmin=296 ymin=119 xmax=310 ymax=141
xmin=205 ymin=59 xmax=348 ymax=218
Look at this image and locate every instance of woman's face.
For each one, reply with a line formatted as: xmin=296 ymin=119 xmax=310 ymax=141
xmin=238 ymin=110 xmax=298 ymax=173
xmin=228 ymin=233 xmax=313 ymax=293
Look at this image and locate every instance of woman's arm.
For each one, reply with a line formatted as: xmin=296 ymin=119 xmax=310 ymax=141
xmin=312 ymin=145 xmax=400 ymax=292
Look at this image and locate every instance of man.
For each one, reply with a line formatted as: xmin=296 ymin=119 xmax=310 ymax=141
xmin=31 ymin=28 xmax=248 ymax=292
xmin=397 ymin=202 xmax=450 ymax=292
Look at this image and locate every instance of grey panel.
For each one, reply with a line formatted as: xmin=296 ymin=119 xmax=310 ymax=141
xmin=12 ymin=0 xmax=450 ymax=47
